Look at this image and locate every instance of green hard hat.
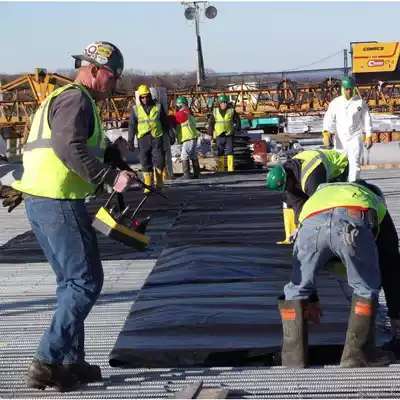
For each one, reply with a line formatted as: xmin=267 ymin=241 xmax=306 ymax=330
xmin=342 ymin=76 xmax=355 ymax=89
xmin=217 ymin=94 xmax=229 ymax=104
xmin=176 ymin=96 xmax=187 ymax=107
xmin=266 ymin=166 xmax=287 ymax=192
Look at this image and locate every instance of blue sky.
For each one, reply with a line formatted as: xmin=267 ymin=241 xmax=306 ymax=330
xmin=1 ymin=1 xmax=400 ymax=74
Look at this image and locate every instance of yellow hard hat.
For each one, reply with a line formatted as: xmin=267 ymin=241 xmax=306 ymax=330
xmin=138 ymin=84 xmax=150 ymax=96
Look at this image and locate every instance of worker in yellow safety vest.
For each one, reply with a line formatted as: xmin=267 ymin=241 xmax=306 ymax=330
xmin=208 ymin=94 xmax=241 ymax=172
xmin=169 ymin=96 xmax=200 ymax=179
xmin=266 ymin=149 xmax=349 ymax=244
xmin=279 ymin=181 xmax=396 ymax=369
xmin=9 ymin=41 xmax=136 ymax=392
xmin=127 ymin=85 xmax=172 ymax=192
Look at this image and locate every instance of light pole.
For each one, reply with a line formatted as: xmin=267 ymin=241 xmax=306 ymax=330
xmin=182 ymin=1 xmax=217 ymax=87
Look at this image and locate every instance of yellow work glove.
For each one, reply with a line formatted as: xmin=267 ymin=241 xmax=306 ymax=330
xmin=322 ymin=131 xmax=332 ymax=148
xmin=364 ymin=136 xmax=373 ymax=150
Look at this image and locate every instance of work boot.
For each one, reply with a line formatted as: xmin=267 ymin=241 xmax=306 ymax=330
xmin=278 ymin=296 xmax=308 ymax=368
xmin=63 ymin=361 xmax=102 ymax=384
xmin=382 ymin=318 xmax=400 ymax=359
xmin=154 ymin=168 xmax=164 ymax=189
xmin=26 ymin=359 xmax=79 ymax=392
xmin=227 ymin=155 xmax=234 ymax=172
xmin=340 ymin=295 xmax=393 ymax=368
xmin=217 ymin=156 xmax=225 ymax=172
xmin=277 ymin=203 xmax=297 ymax=245
xmin=143 ymin=171 xmax=153 ymax=194
xmin=192 ymin=158 xmax=201 ymax=179
xmin=182 ymin=160 xmax=191 ymax=179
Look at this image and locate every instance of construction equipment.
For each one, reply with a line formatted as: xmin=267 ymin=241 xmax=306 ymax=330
xmin=92 ymin=178 xmax=167 ymax=251
xmin=352 ymin=41 xmax=400 ymax=84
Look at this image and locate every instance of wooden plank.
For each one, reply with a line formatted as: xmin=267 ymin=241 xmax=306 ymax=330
xmin=172 ymin=380 xmax=203 ymax=399
xmin=197 ymin=388 xmax=230 ymax=399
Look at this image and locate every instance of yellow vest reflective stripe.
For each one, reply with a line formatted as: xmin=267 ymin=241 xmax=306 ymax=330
xmin=293 ymin=150 xmax=348 ymax=192
xmin=135 ymin=104 xmax=163 ymax=139
xmin=299 ymin=182 xmax=387 ymax=224
xmin=12 ymin=83 xmax=105 ymax=199
xmin=177 ymin=112 xmax=197 ymax=143
xmin=213 ymin=108 xmax=234 ymax=137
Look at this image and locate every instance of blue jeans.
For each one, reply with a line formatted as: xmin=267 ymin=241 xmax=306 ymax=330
xmin=284 ymin=208 xmax=381 ymax=301
xmin=25 ymin=197 xmax=104 ymax=365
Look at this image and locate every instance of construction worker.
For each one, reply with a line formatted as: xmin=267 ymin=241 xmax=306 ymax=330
xmin=265 ymin=149 xmax=349 ymax=243
xmin=10 ymin=41 xmax=136 ymax=392
xmin=208 ymin=94 xmax=241 ymax=172
xmin=127 ymin=85 xmax=171 ymax=192
xmin=322 ymin=76 xmax=373 ymax=182
xmin=169 ymin=96 xmax=200 ymax=179
xmin=279 ymin=181 xmax=394 ymax=369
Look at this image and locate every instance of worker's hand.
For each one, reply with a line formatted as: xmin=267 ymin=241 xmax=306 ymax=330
xmin=211 ymin=139 xmax=217 ymax=152
xmin=307 ymin=295 xmax=322 ymax=324
xmin=364 ymin=136 xmax=373 ymax=150
xmin=127 ymin=141 xmax=135 ymax=152
xmin=0 ymin=185 xmax=23 ymax=212
xmin=322 ymin=131 xmax=332 ymax=148
xmin=169 ymin=134 xmax=176 ymax=146
xmin=113 ymin=170 xmax=136 ymax=193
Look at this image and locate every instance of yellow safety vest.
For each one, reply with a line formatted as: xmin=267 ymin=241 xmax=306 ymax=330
xmin=135 ymin=104 xmax=163 ymax=139
xmin=299 ymin=182 xmax=387 ymax=224
xmin=176 ymin=112 xmax=197 ymax=144
xmin=12 ymin=83 xmax=105 ymax=199
xmin=213 ymin=108 xmax=234 ymax=137
xmin=293 ymin=149 xmax=348 ymax=192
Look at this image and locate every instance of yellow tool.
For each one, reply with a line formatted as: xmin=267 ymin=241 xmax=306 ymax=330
xmin=277 ymin=203 xmax=297 ymax=245
xmin=92 ymin=177 xmax=167 ymax=251
xmin=227 ymin=155 xmax=234 ymax=172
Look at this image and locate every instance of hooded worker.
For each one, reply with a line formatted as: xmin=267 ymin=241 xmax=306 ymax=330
xmin=266 ymin=149 xmax=349 ymax=244
xmin=279 ymin=180 xmax=395 ymax=369
xmin=322 ymin=76 xmax=373 ymax=182
xmin=128 ymin=84 xmax=171 ymax=192
xmin=169 ymin=96 xmax=200 ymax=179
xmin=207 ymin=94 xmax=241 ymax=172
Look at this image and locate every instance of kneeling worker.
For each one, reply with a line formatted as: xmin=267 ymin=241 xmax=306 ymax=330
xmin=279 ymin=181 xmax=394 ymax=369
xmin=266 ymin=149 xmax=349 ymax=243
xmin=128 ymin=85 xmax=170 ymax=192
xmin=169 ymin=96 xmax=200 ymax=179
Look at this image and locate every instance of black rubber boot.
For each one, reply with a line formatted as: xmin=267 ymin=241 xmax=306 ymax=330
xmin=182 ymin=160 xmax=191 ymax=179
xmin=63 ymin=361 xmax=102 ymax=383
xmin=278 ymin=296 xmax=308 ymax=368
xmin=192 ymin=158 xmax=201 ymax=179
xmin=340 ymin=295 xmax=393 ymax=368
xmin=26 ymin=359 xmax=80 ymax=392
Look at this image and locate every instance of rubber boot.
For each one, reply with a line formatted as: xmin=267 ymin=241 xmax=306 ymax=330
xmin=192 ymin=158 xmax=201 ymax=179
xmin=227 ymin=155 xmax=234 ymax=172
xmin=143 ymin=171 xmax=153 ymax=194
xmin=162 ymin=168 xmax=169 ymax=181
xmin=382 ymin=318 xmax=400 ymax=359
xmin=278 ymin=296 xmax=308 ymax=368
xmin=340 ymin=295 xmax=393 ymax=368
xmin=182 ymin=160 xmax=191 ymax=179
xmin=217 ymin=156 xmax=225 ymax=172
xmin=154 ymin=168 xmax=164 ymax=189
xmin=26 ymin=359 xmax=80 ymax=392
xmin=63 ymin=361 xmax=102 ymax=384
xmin=277 ymin=203 xmax=296 ymax=245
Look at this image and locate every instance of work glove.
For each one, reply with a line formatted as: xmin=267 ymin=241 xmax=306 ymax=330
xmin=322 ymin=131 xmax=332 ymax=148
xmin=113 ymin=170 xmax=137 ymax=193
xmin=0 ymin=153 xmax=8 ymax=162
xmin=364 ymin=136 xmax=373 ymax=150
xmin=307 ymin=294 xmax=322 ymax=324
xmin=168 ymin=130 xmax=176 ymax=146
xmin=211 ymin=139 xmax=217 ymax=152
xmin=0 ymin=185 xmax=23 ymax=212
xmin=127 ymin=141 xmax=135 ymax=152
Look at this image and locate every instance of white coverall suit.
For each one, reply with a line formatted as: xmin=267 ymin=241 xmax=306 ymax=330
xmin=323 ymin=95 xmax=373 ymax=182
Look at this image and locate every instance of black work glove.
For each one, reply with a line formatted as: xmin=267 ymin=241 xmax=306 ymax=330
xmin=128 ymin=141 xmax=135 ymax=152
xmin=168 ymin=130 xmax=176 ymax=146
xmin=0 ymin=185 xmax=24 ymax=212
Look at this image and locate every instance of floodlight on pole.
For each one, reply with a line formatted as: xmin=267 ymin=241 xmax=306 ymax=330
xmin=182 ymin=1 xmax=217 ymax=87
